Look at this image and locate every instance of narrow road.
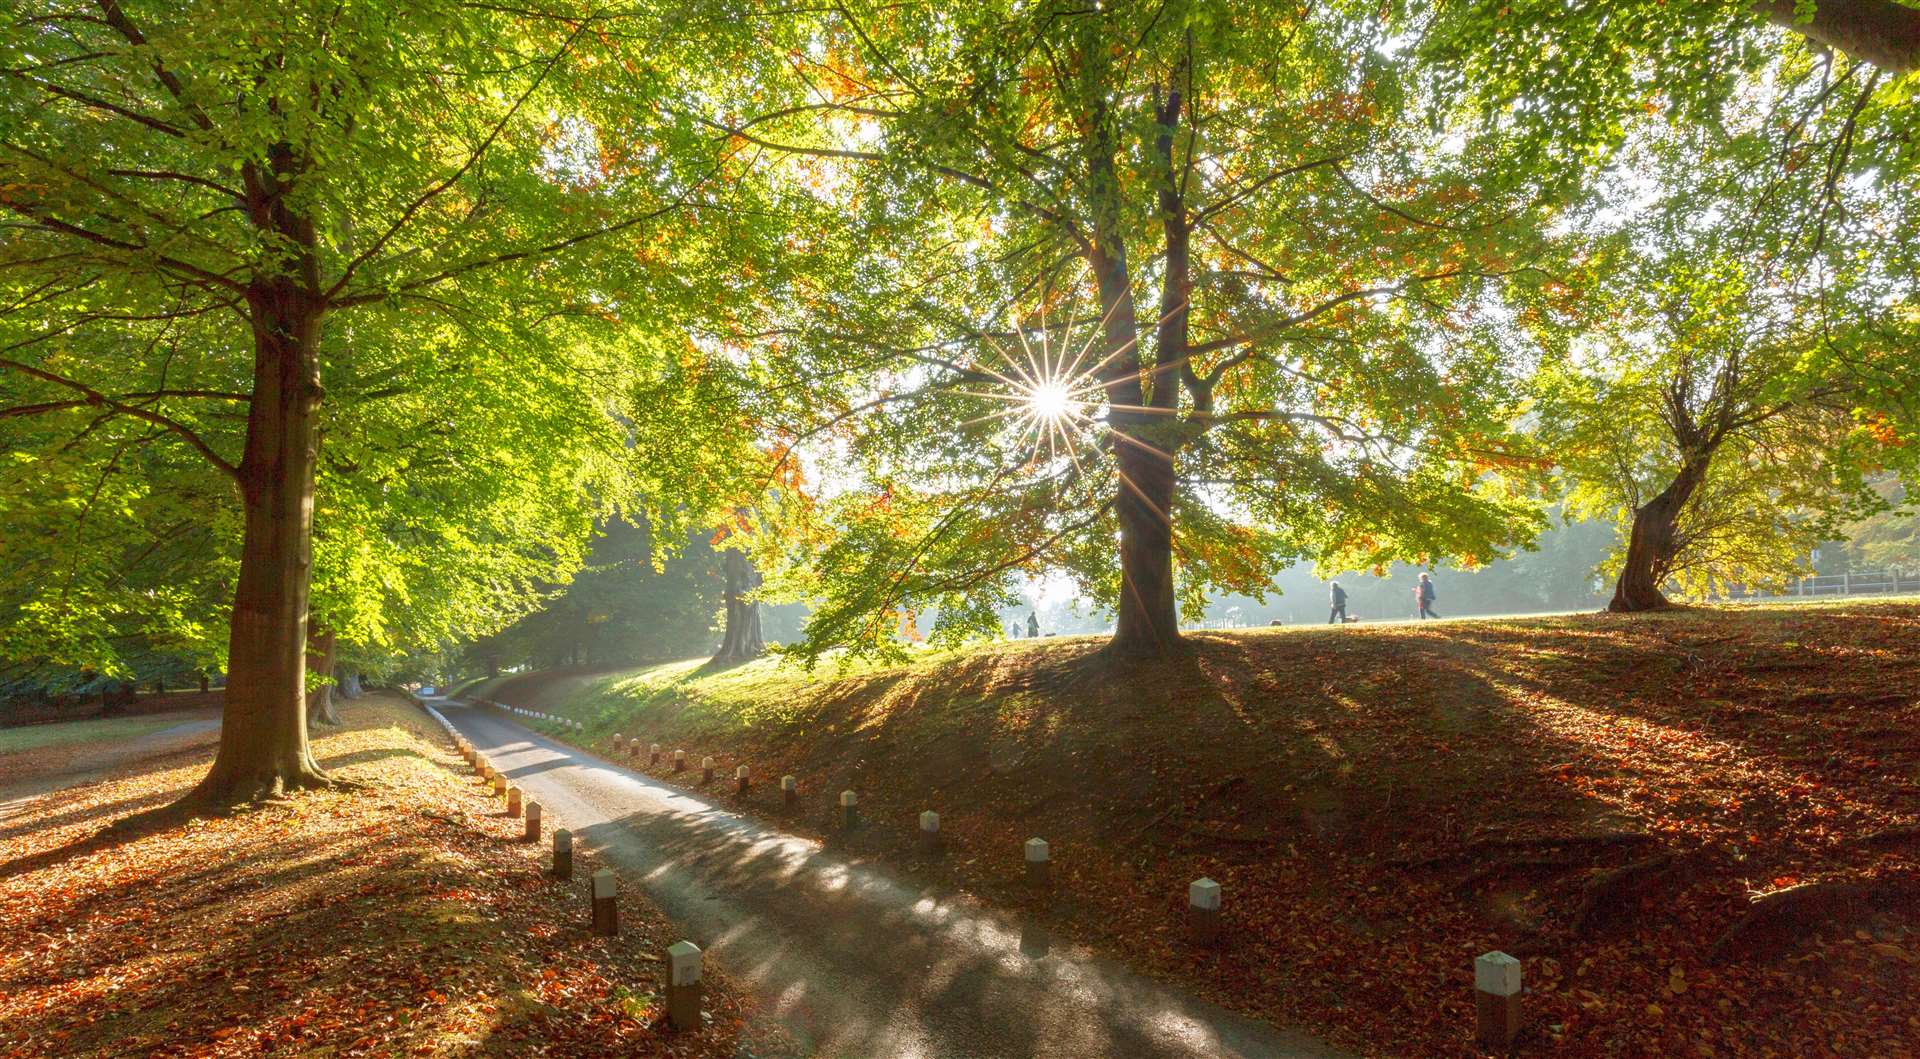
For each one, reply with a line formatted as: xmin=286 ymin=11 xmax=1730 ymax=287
xmin=428 ymin=697 xmax=1348 ymax=1059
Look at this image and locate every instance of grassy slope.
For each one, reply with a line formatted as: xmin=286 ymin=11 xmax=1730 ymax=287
xmin=0 ymin=694 xmax=792 ymax=1058
xmin=493 ymin=599 xmax=1920 ymax=1058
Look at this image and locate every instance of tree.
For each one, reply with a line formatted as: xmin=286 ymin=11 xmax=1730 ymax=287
xmin=1530 ymin=72 xmax=1917 ymax=610
xmin=0 ymin=1 xmax=745 ymax=801
xmin=715 ymin=0 xmax=1557 ymax=661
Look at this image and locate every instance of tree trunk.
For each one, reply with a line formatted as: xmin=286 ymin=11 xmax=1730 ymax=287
xmin=338 ymin=671 xmax=362 ymax=699
xmin=712 ymin=548 xmax=765 ymax=663
xmin=1758 ymin=0 xmax=1920 ymax=73
xmin=1608 ymin=461 xmax=1707 ymax=612
xmin=1110 ymin=439 xmax=1183 ymax=654
xmin=307 ymin=628 xmax=341 ymax=728
xmin=190 ymin=279 xmax=330 ymax=804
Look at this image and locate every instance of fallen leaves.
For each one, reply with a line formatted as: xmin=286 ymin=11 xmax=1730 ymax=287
xmin=0 ymin=694 xmax=794 ymax=1058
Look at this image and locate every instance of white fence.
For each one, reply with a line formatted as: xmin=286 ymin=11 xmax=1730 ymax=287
xmin=1723 ymin=568 xmax=1920 ymax=601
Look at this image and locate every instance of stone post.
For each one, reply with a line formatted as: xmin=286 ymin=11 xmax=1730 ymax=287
xmin=735 ymin=765 xmax=750 ymax=793
xmin=666 ymin=940 xmax=703 ymax=1031
xmin=650 ymin=742 xmax=661 ymax=765
xmin=524 ymin=801 xmax=542 ymax=842
xmin=781 ymin=774 xmax=798 ymax=807
xmin=1475 ymin=950 xmax=1522 ymax=1051
xmin=840 ymin=790 xmax=859 ymax=830
xmin=552 ymin=828 xmax=573 ymax=880
xmin=507 ymin=786 xmax=523 ymax=817
xmin=591 ymin=869 xmax=619 ymax=937
xmin=919 ymin=810 xmax=941 ymax=853
xmin=1189 ymin=877 xmax=1222 ymax=946
xmin=673 ymin=749 xmax=686 ymax=773
xmin=701 ymin=755 xmax=715 ymax=784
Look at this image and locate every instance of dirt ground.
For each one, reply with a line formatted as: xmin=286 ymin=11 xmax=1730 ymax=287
xmin=0 ymin=693 xmax=795 ymax=1058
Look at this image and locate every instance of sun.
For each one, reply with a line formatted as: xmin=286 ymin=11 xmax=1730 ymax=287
xmin=1028 ymin=381 xmax=1076 ymax=422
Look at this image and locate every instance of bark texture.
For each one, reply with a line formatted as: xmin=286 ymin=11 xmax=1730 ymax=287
xmin=712 ymin=549 xmax=765 ymax=664
xmin=191 ymin=267 xmax=330 ymax=804
xmin=1759 ymin=0 xmax=1920 ymax=73
xmin=1608 ymin=460 xmax=1707 ymax=612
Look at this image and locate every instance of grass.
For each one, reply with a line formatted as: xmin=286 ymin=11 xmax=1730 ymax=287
xmin=0 ymin=713 xmax=188 ymax=754
xmin=0 ymin=693 xmax=792 ymax=1058
xmin=485 ymin=597 xmax=1920 ymax=1058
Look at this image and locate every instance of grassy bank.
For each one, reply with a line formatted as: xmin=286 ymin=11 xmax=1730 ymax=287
xmin=484 ymin=599 xmax=1920 ymax=1057
xmin=0 ymin=693 xmax=790 ymax=1058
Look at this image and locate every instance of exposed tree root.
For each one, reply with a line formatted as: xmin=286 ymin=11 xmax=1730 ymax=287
xmin=1573 ymin=853 xmax=1685 ymax=935
xmin=1707 ymin=878 xmax=1918 ymax=964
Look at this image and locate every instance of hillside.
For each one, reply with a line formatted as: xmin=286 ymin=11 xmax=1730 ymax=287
xmin=472 ymin=599 xmax=1920 ymax=1057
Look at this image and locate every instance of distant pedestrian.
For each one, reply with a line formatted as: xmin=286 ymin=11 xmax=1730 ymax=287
xmin=1328 ymin=581 xmax=1348 ymax=624
xmin=1027 ymin=611 xmax=1040 ymax=638
xmin=1415 ymin=573 xmax=1439 ymax=620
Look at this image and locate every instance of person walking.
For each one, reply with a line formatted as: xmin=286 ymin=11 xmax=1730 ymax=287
xmin=1027 ymin=611 xmax=1040 ymax=638
xmin=1415 ymin=572 xmax=1440 ymax=620
xmin=1328 ymin=581 xmax=1348 ymax=624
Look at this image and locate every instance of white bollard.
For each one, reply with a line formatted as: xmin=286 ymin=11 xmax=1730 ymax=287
xmin=666 ymin=940 xmax=703 ymax=1030
xmin=1024 ymin=837 xmax=1050 ymax=887
xmin=1189 ymin=877 xmax=1222 ymax=946
xmin=1475 ymin=951 xmax=1522 ymax=1050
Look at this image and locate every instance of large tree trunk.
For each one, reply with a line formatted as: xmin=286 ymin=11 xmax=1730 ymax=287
xmin=711 ymin=549 xmax=764 ymax=663
xmin=307 ymin=628 xmax=341 ymax=728
xmin=190 ymin=278 xmax=330 ymax=804
xmin=1608 ymin=461 xmax=1707 ymax=612
xmin=1110 ymin=439 xmax=1182 ymax=654
xmin=1758 ymin=0 xmax=1920 ymax=73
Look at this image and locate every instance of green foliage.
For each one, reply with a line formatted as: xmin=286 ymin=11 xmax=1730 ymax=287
xmin=0 ymin=1 xmax=777 ymax=683
xmin=712 ymin=0 xmax=1562 ymax=658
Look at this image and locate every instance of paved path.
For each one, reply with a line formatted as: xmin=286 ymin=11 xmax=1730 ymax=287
xmin=0 ymin=712 xmax=220 ymax=816
xmin=429 ymin=697 xmax=1348 ymax=1059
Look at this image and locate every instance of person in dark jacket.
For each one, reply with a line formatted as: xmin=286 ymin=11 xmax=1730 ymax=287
xmin=1027 ymin=611 xmax=1040 ymax=638
xmin=1328 ymin=581 xmax=1348 ymax=624
xmin=1415 ymin=572 xmax=1439 ymax=619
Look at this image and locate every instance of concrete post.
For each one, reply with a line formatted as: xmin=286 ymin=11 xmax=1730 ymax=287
xmin=781 ymin=774 xmax=798 ymax=807
xmin=1475 ymin=950 xmax=1522 ymax=1051
xmin=735 ymin=765 xmax=750 ymax=793
xmin=840 ymin=790 xmax=859 ymax=830
xmin=1189 ymin=877 xmax=1222 ymax=946
xmin=650 ymin=742 xmax=661 ymax=765
xmin=524 ymin=801 xmax=542 ymax=842
xmin=493 ymin=774 xmax=508 ymax=798
xmin=673 ymin=749 xmax=686 ymax=772
xmin=919 ymin=810 xmax=941 ymax=853
xmin=552 ymin=828 xmax=573 ymax=879
xmin=701 ymin=755 xmax=715 ymax=784
xmin=1024 ymin=838 xmax=1050 ymax=887
xmin=591 ymin=869 xmax=619 ymax=937
xmin=666 ymin=940 xmax=703 ymax=1031
xmin=612 ymin=734 xmax=624 ymax=753
xmin=507 ymin=786 xmax=523 ymax=817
